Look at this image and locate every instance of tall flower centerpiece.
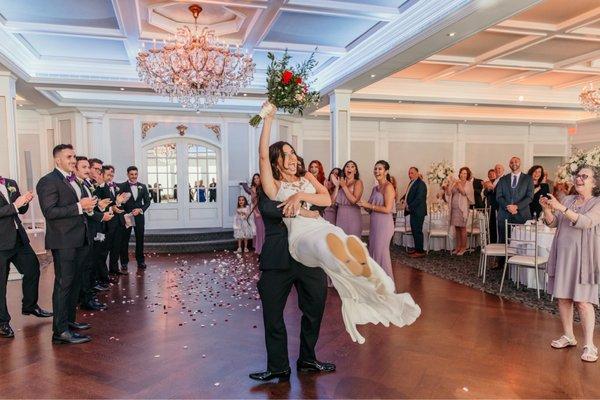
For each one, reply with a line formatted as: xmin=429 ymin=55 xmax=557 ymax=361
xmin=557 ymin=146 xmax=600 ymax=182
xmin=426 ymin=161 xmax=454 ymax=186
xmin=249 ymin=51 xmax=320 ymax=127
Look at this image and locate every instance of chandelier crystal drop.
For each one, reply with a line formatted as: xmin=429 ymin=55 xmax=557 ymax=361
xmin=579 ymin=83 xmax=600 ymax=114
xmin=136 ymin=4 xmax=255 ymax=110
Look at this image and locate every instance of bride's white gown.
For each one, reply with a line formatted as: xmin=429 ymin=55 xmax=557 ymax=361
xmin=276 ymin=177 xmax=421 ymax=344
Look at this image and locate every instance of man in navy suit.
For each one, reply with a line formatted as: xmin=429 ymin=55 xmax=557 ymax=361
xmin=404 ymin=167 xmax=428 ymax=257
xmin=495 ymin=156 xmax=534 ymax=243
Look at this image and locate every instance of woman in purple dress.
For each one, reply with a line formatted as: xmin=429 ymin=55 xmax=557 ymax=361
xmin=323 ymin=168 xmax=342 ymax=224
xmin=240 ymin=174 xmax=265 ymax=255
xmin=541 ymin=165 xmax=600 ymax=363
xmin=358 ymin=160 xmax=396 ymax=279
xmin=336 ymin=160 xmax=363 ymax=237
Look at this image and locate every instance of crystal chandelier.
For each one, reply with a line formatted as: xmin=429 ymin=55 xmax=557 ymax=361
xmin=579 ymin=84 xmax=600 ymax=114
xmin=136 ymin=4 xmax=254 ymax=110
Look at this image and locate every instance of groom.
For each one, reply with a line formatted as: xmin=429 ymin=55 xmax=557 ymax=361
xmin=250 ymin=190 xmax=335 ymax=382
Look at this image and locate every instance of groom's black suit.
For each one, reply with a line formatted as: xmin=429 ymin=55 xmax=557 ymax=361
xmin=257 ymin=190 xmax=327 ymax=372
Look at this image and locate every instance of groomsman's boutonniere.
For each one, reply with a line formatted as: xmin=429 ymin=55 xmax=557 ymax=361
xmin=7 ymin=185 xmax=16 ymax=194
xmin=137 ymin=185 xmax=143 ymax=190
xmin=116 ymin=186 xmax=121 ymax=192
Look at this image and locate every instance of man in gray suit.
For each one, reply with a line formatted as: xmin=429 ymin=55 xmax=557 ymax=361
xmin=495 ymin=156 xmax=534 ymax=243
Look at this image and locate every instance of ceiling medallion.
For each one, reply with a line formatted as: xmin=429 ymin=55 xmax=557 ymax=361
xmin=580 ymin=84 xmax=600 ymax=114
xmin=136 ymin=4 xmax=255 ymax=111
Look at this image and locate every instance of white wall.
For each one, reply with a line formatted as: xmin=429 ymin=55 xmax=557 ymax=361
xmin=296 ymin=118 xmax=569 ymax=198
xmin=573 ymin=120 xmax=600 ymax=150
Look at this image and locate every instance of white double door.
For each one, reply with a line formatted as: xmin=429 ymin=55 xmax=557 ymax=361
xmin=143 ymin=138 xmax=221 ymax=229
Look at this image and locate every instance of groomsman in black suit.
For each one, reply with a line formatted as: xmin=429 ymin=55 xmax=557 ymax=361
xmin=496 ymin=156 xmax=534 ymax=244
xmin=250 ymin=190 xmax=334 ymax=382
xmin=119 ymin=166 xmax=151 ymax=270
xmin=96 ymin=165 xmax=128 ymax=277
xmin=74 ymin=157 xmax=112 ymax=311
xmin=404 ymin=167 xmax=428 ymax=257
xmin=0 ymin=176 xmax=52 ymax=338
xmin=37 ymin=144 xmax=97 ymax=344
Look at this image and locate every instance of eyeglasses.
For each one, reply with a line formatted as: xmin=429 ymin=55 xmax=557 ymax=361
xmin=575 ymin=173 xmax=590 ymax=180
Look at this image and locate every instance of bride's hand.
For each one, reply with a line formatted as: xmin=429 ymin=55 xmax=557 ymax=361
xmin=261 ymin=101 xmax=277 ymax=120
xmin=278 ymin=193 xmax=303 ymax=216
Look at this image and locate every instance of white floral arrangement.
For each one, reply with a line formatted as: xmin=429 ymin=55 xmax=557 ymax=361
xmin=426 ymin=160 xmax=454 ymax=186
xmin=557 ymin=146 xmax=600 ymax=182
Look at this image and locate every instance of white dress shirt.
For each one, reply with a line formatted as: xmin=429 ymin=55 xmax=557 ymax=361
xmin=510 ymin=172 xmax=522 ymax=188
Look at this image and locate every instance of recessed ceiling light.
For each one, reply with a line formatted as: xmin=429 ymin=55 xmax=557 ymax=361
xmin=447 ymin=32 xmax=456 ymax=37
xmin=544 ymin=106 xmax=548 ymax=109
xmin=474 ymin=103 xmax=478 ymax=106
xmin=398 ymin=100 xmax=402 ymax=103
xmin=120 ymin=87 xmax=125 ymax=91
xmin=463 ymin=120 xmax=467 ymax=123
xmin=243 ymin=93 xmax=247 ymax=96
xmin=392 ymin=117 xmax=397 ymax=120
xmin=518 ymin=95 xmax=524 ymax=102
xmin=370 ymin=74 xmax=376 ymax=78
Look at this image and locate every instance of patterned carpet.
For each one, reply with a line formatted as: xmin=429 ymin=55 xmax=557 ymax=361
xmin=391 ymin=246 xmax=600 ymax=324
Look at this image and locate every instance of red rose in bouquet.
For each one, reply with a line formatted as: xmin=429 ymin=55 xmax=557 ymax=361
xmin=281 ymin=70 xmax=293 ymax=85
xmin=249 ymin=51 xmax=320 ymax=127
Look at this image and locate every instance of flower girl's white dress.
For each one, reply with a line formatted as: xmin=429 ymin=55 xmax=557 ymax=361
xmin=275 ymin=177 xmax=421 ymax=344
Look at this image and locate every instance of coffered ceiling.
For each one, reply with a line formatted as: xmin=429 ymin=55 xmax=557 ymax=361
xmin=352 ymin=0 xmax=600 ymax=123
xmin=1 ymin=0 xmax=587 ymax=123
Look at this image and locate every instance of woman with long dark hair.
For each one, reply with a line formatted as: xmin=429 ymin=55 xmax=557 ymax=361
xmin=336 ymin=160 xmax=363 ymax=237
xmin=323 ymin=168 xmax=342 ymax=224
xmin=528 ymin=164 xmax=550 ymax=219
xmin=358 ymin=161 xmax=396 ymax=278
xmin=257 ymin=102 xmax=420 ymax=344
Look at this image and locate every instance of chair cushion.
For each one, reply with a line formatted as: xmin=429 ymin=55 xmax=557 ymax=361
xmin=482 ymin=244 xmax=505 ymax=256
xmin=429 ymin=228 xmax=449 ymax=237
xmin=395 ymin=227 xmax=411 ymax=233
xmin=507 ymin=255 xmax=549 ymax=267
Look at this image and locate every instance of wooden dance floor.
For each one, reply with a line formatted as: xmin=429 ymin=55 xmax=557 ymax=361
xmin=1 ymin=251 xmax=599 ymax=399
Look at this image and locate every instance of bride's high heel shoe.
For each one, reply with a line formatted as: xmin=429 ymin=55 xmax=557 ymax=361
xmin=326 ymin=234 xmax=363 ymax=276
xmin=346 ymin=236 xmax=372 ymax=278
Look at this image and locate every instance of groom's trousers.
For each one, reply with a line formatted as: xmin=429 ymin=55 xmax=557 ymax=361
xmin=258 ymin=260 xmax=327 ymax=372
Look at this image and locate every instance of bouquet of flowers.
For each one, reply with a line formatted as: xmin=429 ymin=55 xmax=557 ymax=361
xmin=249 ymin=51 xmax=320 ymax=127
xmin=557 ymin=146 xmax=600 ymax=182
xmin=426 ymin=160 xmax=454 ymax=186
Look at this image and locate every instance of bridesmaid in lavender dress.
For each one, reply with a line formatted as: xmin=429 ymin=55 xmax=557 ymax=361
xmin=323 ymin=168 xmax=342 ymax=224
xmin=241 ymin=174 xmax=265 ymax=255
xmin=336 ymin=160 xmax=364 ymax=237
xmin=358 ymin=161 xmax=396 ymax=279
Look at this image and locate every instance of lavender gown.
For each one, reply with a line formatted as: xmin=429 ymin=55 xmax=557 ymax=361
xmin=336 ymin=187 xmax=362 ymax=237
xmin=323 ymin=204 xmax=337 ymax=224
xmin=368 ymin=186 xmax=394 ymax=278
xmin=254 ymin=212 xmax=265 ymax=255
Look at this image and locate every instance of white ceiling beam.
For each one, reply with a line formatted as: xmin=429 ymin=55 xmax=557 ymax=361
xmin=258 ymin=41 xmax=346 ymax=55
xmin=490 ymin=70 xmax=544 ymax=86
xmin=421 ymin=64 xmax=466 ymax=81
xmin=553 ymin=76 xmax=600 ymax=90
xmin=243 ymin=0 xmax=288 ymax=50
xmin=282 ymin=0 xmax=400 ymax=21
xmin=555 ymin=49 xmax=600 ymax=69
xmin=2 ymin=21 xmax=125 ymax=39
xmin=114 ymin=0 xmax=143 ymax=65
xmin=558 ymin=6 xmax=600 ymax=32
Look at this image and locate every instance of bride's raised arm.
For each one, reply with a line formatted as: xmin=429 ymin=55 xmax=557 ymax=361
xmin=258 ymin=103 xmax=278 ymax=200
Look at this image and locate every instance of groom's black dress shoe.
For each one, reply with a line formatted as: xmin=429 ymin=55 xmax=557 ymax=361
xmin=297 ymin=360 xmax=336 ymax=373
xmin=0 ymin=323 xmax=14 ymax=338
xmin=52 ymin=330 xmax=90 ymax=344
xmin=68 ymin=321 xmax=91 ymax=330
xmin=22 ymin=306 xmax=53 ymax=318
xmin=249 ymin=368 xmax=291 ymax=382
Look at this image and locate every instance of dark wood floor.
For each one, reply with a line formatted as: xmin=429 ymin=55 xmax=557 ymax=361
xmin=1 ymin=250 xmax=599 ymax=399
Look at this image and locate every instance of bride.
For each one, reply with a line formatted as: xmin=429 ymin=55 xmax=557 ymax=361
xmin=258 ymin=103 xmax=421 ymax=344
